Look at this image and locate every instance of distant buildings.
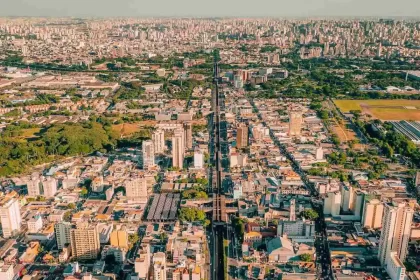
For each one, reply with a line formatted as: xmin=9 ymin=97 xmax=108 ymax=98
xmin=153 ymin=129 xmax=165 ymax=153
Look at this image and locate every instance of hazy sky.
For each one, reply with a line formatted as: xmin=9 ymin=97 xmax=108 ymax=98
xmin=1 ymin=0 xmax=420 ymax=18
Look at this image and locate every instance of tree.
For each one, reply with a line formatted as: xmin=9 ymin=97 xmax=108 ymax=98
xmin=300 ymin=209 xmax=319 ymax=220
xmin=63 ymin=211 xmax=72 ymax=222
xmin=80 ymin=187 xmax=88 ymax=197
xmin=67 ymin=203 xmax=76 ymax=210
xmin=299 ymin=253 xmax=312 ymax=262
xmin=128 ymin=233 xmax=139 ymax=248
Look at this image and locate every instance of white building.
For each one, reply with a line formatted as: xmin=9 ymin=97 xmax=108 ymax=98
xmin=340 ymin=185 xmax=353 ymax=212
xmin=386 ymin=251 xmax=406 ymax=280
xmin=28 ymin=215 xmax=43 ymax=233
xmin=0 ymin=198 xmax=22 ymax=238
xmin=351 ymin=190 xmax=365 ymax=220
xmin=362 ymin=198 xmax=384 ymax=229
xmin=55 ymin=222 xmax=72 ymax=250
xmin=277 ymin=219 xmax=315 ymax=243
xmin=142 ymin=140 xmax=155 ymax=169
xmin=42 ymin=176 xmax=57 ymax=198
xmin=378 ymin=202 xmax=414 ymax=266
xmin=193 ymin=149 xmax=204 ymax=169
xmin=0 ymin=264 xmax=14 ymax=280
xmin=323 ymin=191 xmax=341 ymax=217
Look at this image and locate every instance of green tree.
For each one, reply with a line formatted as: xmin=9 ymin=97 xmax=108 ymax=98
xmin=299 ymin=253 xmax=312 ymax=262
xmin=300 ymin=209 xmax=319 ymax=220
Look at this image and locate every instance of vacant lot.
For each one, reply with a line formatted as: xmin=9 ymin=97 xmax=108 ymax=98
xmin=334 ymin=99 xmax=420 ymax=121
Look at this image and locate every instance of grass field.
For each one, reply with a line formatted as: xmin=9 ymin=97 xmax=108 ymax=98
xmin=112 ymin=123 xmax=142 ymax=137
xmin=334 ymin=99 xmax=420 ymax=121
xmin=332 ymin=123 xmax=357 ymax=143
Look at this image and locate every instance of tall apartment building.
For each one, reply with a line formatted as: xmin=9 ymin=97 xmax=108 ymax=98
xmin=142 ymin=140 xmax=155 ymax=169
xmin=378 ymin=202 xmax=414 ymax=266
xmin=236 ymin=123 xmax=249 ymax=148
xmin=172 ymin=130 xmax=184 ymax=169
xmin=26 ymin=175 xmax=42 ymax=197
xmin=289 ymin=111 xmax=303 ymax=136
xmin=152 ymin=129 xmax=165 ymax=154
xmin=55 ymin=222 xmax=72 ymax=250
xmin=0 ymin=198 xmax=22 ymax=238
xmin=184 ymin=122 xmax=193 ymax=150
xmin=70 ymin=222 xmax=101 ymax=261
xmin=42 ymin=176 xmax=57 ymax=198
xmin=153 ymin=252 xmax=167 ymax=280
xmin=323 ymin=191 xmax=341 ymax=217
xmin=0 ymin=264 xmax=14 ymax=280
xmin=362 ymin=198 xmax=384 ymax=229
xmin=124 ymin=177 xmax=148 ymax=200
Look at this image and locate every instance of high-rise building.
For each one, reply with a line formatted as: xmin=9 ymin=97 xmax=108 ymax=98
xmin=125 ymin=177 xmax=148 ymax=200
xmin=289 ymin=111 xmax=303 ymax=136
xmin=0 ymin=198 xmax=21 ymax=238
xmin=172 ymin=130 xmax=184 ymax=169
xmin=193 ymin=149 xmax=204 ymax=169
xmin=351 ymin=190 xmax=365 ymax=220
xmin=142 ymin=140 xmax=155 ymax=169
xmin=362 ymin=198 xmax=384 ymax=229
xmin=70 ymin=222 xmax=101 ymax=261
xmin=323 ymin=191 xmax=341 ymax=217
xmin=237 ymin=123 xmax=249 ymax=148
xmin=26 ymin=174 xmax=41 ymax=197
xmin=153 ymin=252 xmax=167 ymax=280
xmin=184 ymin=122 xmax=193 ymax=150
xmin=152 ymin=129 xmax=165 ymax=154
xmin=55 ymin=222 xmax=72 ymax=250
xmin=340 ymin=185 xmax=353 ymax=212
xmin=378 ymin=202 xmax=414 ymax=266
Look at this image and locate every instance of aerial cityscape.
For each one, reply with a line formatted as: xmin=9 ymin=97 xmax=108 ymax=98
xmin=0 ymin=3 xmax=420 ymax=280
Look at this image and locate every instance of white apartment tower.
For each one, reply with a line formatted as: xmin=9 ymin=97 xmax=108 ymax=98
xmin=42 ymin=176 xmax=57 ymax=198
xmin=142 ymin=140 xmax=155 ymax=169
xmin=362 ymin=198 xmax=384 ymax=229
xmin=172 ymin=130 xmax=184 ymax=169
xmin=152 ymin=129 xmax=165 ymax=154
xmin=55 ymin=222 xmax=72 ymax=250
xmin=0 ymin=198 xmax=22 ymax=238
xmin=378 ymin=202 xmax=414 ymax=266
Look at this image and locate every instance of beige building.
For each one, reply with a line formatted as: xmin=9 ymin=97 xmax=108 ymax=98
xmin=378 ymin=202 xmax=414 ymax=266
xmin=289 ymin=111 xmax=303 ymax=136
xmin=142 ymin=140 xmax=155 ymax=169
xmin=110 ymin=226 xmax=129 ymax=249
xmin=236 ymin=123 xmax=249 ymax=148
xmin=125 ymin=177 xmax=148 ymax=200
xmin=70 ymin=222 xmax=101 ymax=261
xmin=55 ymin=222 xmax=72 ymax=250
xmin=152 ymin=129 xmax=165 ymax=154
xmin=184 ymin=122 xmax=193 ymax=150
xmin=172 ymin=130 xmax=184 ymax=169
xmin=362 ymin=198 xmax=384 ymax=229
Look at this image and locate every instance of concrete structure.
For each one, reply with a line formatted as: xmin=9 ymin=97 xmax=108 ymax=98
xmin=91 ymin=176 xmax=104 ymax=193
xmin=70 ymin=222 xmax=101 ymax=261
xmin=0 ymin=198 xmax=22 ymax=238
xmin=289 ymin=111 xmax=303 ymax=136
xmin=184 ymin=122 xmax=193 ymax=149
xmin=172 ymin=130 xmax=184 ymax=169
xmin=153 ymin=252 xmax=167 ymax=280
xmin=125 ymin=177 xmax=148 ymax=200
xmin=152 ymin=129 xmax=165 ymax=154
xmin=362 ymin=198 xmax=384 ymax=229
xmin=55 ymin=222 xmax=72 ymax=250
xmin=193 ymin=149 xmax=204 ymax=169
xmin=236 ymin=123 xmax=249 ymax=148
xmin=323 ymin=191 xmax=341 ymax=217
xmin=142 ymin=140 xmax=155 ymax=169
xmin=42 ymin=176 xmax=58 ymax=198
xmin=340 ymin=185 xmax=353 ymax=212
xmin=0 ymin=264 xmax=14 ymax=280
xmin=277 ymin=219 xmax=315 ymax=243
xmin=378 ymin=202 xmax=414 ymax=266
xmin=289 ymin=199 xmax=296 ymax=221
xmin=351 ymin=190 xmax=365 ymax=220
xmin=386 ymin=251 xmax=406 ymax=280
xmin=28 ymin=215 xmax=43 ymax=233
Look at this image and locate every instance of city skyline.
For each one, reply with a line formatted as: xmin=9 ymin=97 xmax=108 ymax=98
xmin=1 ymin=0 xmax=420 ymax=18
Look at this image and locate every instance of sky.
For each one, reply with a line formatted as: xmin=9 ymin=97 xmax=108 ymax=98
xmin=0 ymin=0 xmax=420 ymax=18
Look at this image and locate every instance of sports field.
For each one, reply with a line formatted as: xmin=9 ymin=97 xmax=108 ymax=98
xmin=334 ymin=100 xmax=420 ymax=121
